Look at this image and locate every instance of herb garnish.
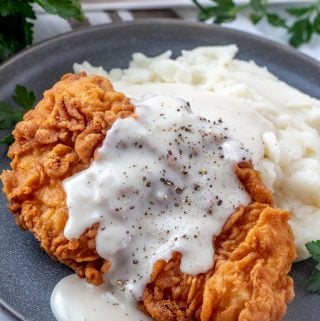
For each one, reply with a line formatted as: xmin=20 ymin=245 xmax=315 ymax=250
xmin=0 ymin=85 xmax=36 ymax=145
xmin=0 ymin=0 xmax=83 ymax=62
xmin=192 ymin=0 xmax=320 ymax=47
xmin=306 ymin=240 xmax=320 ymax=293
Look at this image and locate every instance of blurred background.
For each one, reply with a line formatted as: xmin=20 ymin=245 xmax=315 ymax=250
xmin=1 ymin=0 xmax=319 ymax=63
xmin=32 ymin=0 xmax=320 ymax=59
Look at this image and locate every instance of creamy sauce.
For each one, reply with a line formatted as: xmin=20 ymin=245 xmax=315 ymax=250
xmin=51 ymin=275 xmax=150 ymax=321
xmin=65 ymin=94 xmax=249 ymax=282
xmin=112 ymin=82 xmax=274 ymax=165
xmin=52 ymin=95 xmax=251 ymax=320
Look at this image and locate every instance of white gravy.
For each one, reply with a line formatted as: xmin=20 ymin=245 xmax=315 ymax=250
xmin=51 ymin=89 xmax=271 ymax=321
xmin=112 ymin=82 xmax=274 ymax=165
xmin=51 ymin=274 xmax=150 ymax=321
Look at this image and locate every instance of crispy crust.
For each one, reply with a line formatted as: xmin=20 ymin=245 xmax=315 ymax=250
xmin=140 ymin=162 xmax=296 ymax=321
xmin=1 ymin=73 xmax=134 ymax=285
xmin=1 ymin=74 xmax=296 ymax=321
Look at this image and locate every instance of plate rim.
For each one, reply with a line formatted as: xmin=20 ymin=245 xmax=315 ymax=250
xmin=0 ymin=297 xmax=25 ymax=321
xmin=0 ymin=18 xmax=319 ymax=321
xmin=0 ymin=19 xmax=319 ymax=75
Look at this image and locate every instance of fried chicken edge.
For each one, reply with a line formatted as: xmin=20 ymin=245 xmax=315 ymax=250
xmin=1 ymin=72 xmax=134 ymax=285
xmin=0 ymin=73 xmax=296 ymax=321
xmin=140 ymin=164 xmax=296 ymax=321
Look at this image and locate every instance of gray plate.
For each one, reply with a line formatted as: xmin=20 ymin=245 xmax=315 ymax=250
xmin=0 ymin=20 xmax=319 ymax=321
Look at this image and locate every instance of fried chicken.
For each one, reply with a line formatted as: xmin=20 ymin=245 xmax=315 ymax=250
xmin=141 ymin=162 xmax=296 ymax=321
xmin=1 ymin=73 xmax=134 ymax=285
xmin=1 ymin=73 xmax=296 ymax=321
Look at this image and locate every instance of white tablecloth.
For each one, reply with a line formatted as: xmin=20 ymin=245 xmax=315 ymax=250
xmin=32 ymin=4 xmax=320 ymax=60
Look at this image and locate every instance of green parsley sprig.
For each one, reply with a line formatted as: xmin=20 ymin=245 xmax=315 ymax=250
xmin=0 ymin=85 xmax=36 ymax=145
xmin=192 ymin=0 xmax=320 ymax=47
xmin=306 ymin=240 xmax=320 ymax=293
xmin=0 ymin=0 xmax=83 ymax=62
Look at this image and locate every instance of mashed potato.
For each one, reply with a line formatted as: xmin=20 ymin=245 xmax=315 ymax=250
xmin=74 ymin=45 xmax=320 ymax=260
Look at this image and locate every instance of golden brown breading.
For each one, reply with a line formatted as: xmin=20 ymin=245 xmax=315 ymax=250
xmin=1 ymin=72 xmax=134 ymax=285
xmin=1 ymin=73 xmax=296 ymax=321
xmin=140 ymin=162 xmax=296 ymax=321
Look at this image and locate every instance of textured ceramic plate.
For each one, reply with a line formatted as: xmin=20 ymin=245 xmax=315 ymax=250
xmin=77 ymin=0 xmax=316 ymax=11
xmin=0 ymin=20 xmax=319 ymax=321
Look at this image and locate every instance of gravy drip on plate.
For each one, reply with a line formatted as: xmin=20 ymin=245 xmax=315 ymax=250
xmin=51 ymin=274 xmax=150 ymax=321
xmin=54 ymin=95 xmax=250 ymax=320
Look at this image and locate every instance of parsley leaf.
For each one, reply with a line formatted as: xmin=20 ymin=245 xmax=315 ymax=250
xmin=0 ymin=0 xmax=83 ymax=62
xmin=266 ymin=13 xmax=287 ymax=28
xmin=0 ymin=0 xmax=35 ymax=61
xmin=250 ymin=0 xmax=267 ymax=14
xmin=193 ymin=0 xmax=320 ymax=48
xmin=306 ymin=240 xmax=320 ymax=262
xmin=249 ymin=13 xmax=262 ymax=24
xmin=314 ymin=14 xmax=320 ymax=34
xmin=286 ymin=7 xmax=312 ymax=17
xmin=305 ymin=240 xmax=320 ymax=293
xmin=306 ymin=268 xmax=320 ymax=293
xmin=0 ymin=0 xmax=35 ymax=19
xmin=0 ymin=134 xmax=14 ymax=145
xmin=0 ymin=102 xmax=24 ymax=129
xmin=193 ymin=0 xmax=244 ymax=23
xmin=13 ymin=85 xmax=36 ymax=110
xmin=35 ymin=0 xmax=84 ymax=21
xmin=289 ymin=18 xmax=314 ymax=47
xmin=0 ymin=85 xmax=36 ymax=145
